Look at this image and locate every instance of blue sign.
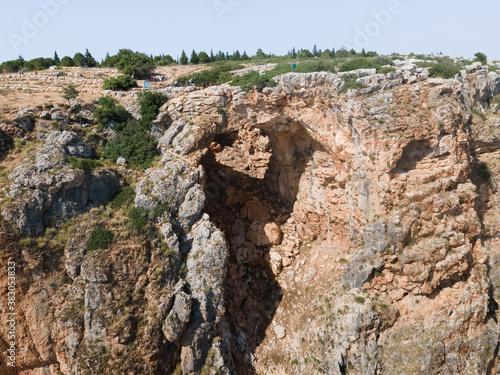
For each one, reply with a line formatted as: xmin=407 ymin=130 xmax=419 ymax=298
xmin=144 ymin=81 xmax=150 ymax=88
xmin=292 ymin=64 xmax=297 ymax=70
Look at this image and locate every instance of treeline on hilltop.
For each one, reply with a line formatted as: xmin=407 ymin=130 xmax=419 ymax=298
xmin=0 ymin=45 xmax=378 ymax=77
xmin=2 ymin=46 xmax=492 ymax=86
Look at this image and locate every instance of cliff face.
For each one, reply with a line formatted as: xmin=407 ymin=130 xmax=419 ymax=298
xmin=1 ymin=65 xmax=500 ymax=374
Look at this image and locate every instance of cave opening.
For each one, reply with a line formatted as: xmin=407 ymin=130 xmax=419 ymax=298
xmin=200 ymin=123 xmax=325 ymax=374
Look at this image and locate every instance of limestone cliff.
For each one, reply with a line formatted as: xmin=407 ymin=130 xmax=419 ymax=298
xmin=1 ymin=63 xmax=500 ymax=374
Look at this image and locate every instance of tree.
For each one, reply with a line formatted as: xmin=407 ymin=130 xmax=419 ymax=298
xmin=73 ymin=52 xmax=85 ymax=67
xmin=335 ymin=48 xmax=350 ymax=58
xmin=18 ymin=55 xmax=25 ymax=68
xmin=190 ymin=50 xmax=199 ymax=64
xmin=361 ymin=48 xmax=367 ymax=57
xmin=475 ymin=52 xmax=487 ymax=65
xmin=85 ymin=49 xmax=97 ymax=67
xmin=115 ymin=49 xmax=155 ymax=78
xmin=298 ymin=49 xmax=313 ymax=59
xmin=62 ymin=85 xmax=79 ymax=105
xmin=60 ymin=56 xmax=74 ymax=67
xmin=54 ymin=51 xmax=60 ymax=64
xmin=312 ymin=44 xmax=319 ymax=57
xmin=180 ymin=50 xmax=188 ymax=65
xmin=256 ymin=48 xmax=266 ymax=59
xmin=241 ymin=51 xmax=249 ymax=60
xmin=198 ymin=51 xmax=210 ymax=64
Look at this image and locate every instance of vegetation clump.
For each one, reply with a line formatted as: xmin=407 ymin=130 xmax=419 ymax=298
xmin=87 ymin=227 xmax=114 ymax=250
xmin=112 ymin=186 xmax=136 ymax=208
xmin=62 ymin=85 xmax=79 ymax=105
xmin=102 ymin=75 xmax=138 ymax=91
xmin=104 ymin=119 xmax=158 ymax=169
xmin=339 ymin=74 xmax=368 ymax=93
xmin=428 ymin=61 xmax=460 ymax=79
xmin=68 ymin=156 xmax=102 ymax=171
xmin=137 ymin=91 xmax=168 ymax=130
xmin=177 ymin=62 xmax=244 ymax=87
xmin=94 ymin=96 xmax=131 ymax=130
xmin=129 ymin=207 xmax=150 ymax=230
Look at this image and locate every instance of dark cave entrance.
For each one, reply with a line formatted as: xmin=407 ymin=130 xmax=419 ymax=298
xmin=200 ymin=124 xmax=324 ymax=374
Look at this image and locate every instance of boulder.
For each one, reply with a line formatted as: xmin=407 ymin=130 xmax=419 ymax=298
xmin=246 ymin=222 xmax=282 ymax=247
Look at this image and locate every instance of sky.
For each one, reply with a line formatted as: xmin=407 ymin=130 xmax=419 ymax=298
xmin=0 ymin=0 xmax=499 ymax=63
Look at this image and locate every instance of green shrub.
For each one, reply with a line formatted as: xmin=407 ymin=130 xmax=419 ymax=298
xmin=102 ymin=75 xmax=138 ymax=91
xmin=354 ymin=296 xmax=366 ymax=304
xmin=61 ymin=85 xmax=79 ymax=105
xmin=94 ymin=96 xmax=131 ymax=130
xmin=104 ymin=120 xmax=158 ymax=169
xmin=377 ymin=66 xmax=396 ymax=74
xmin=137 ymin=91 xmax=168 ymax=130
xmin=129 ymin=207 xmax=149 ymax=229
xmin=374 ymin=56 xmax=393 ymax=66
xmin=293 ymin=60 xmax=337 ymax=73
xmin=177 ymin=62 xmax=244 ymax=87
xmin=339 ymin=74 xmax=368 ymax=93
xmin=231 ymin=61 xmax=337 ymax=91
xmin=428 ymin=61 xmax=460 ymax=79
xmin=68 ymin=156 xmax=102 ymax=171
xmin=112 ymin=186 xmax=136 ymax=208
xmin=475 ymin=52 xmax=487 ymax=65
xmin=339 ymin=58 xmax=381 ymax=72
xmin=87 ymin=227 xmax=114 ymax=250
xmin=152 ymin=203 xmax=170 ymax=219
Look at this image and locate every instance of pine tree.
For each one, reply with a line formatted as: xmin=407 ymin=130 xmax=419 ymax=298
xmin=85 ymin=49 xmax=97 ymax=67
xmin=331 ymin=47 xmax=336 ymax=58
xmin=190 ymin=50 xmax=199 ymax=64
xmin=361 ymin=48 xmax=367 ymax=57
xmin=210 ymin=49 xmax=214 ymax=61
xmin=256 ymin=48 xmax=266 ymax=59
xmin=312 ymin=44 xmax=318 ymax=57
xmin=54 ymin=51 xmax=60 ymax=64
xmin=241 ymin=51 xmax=249 ymax=60
xmin=180 ymin=50 xmax=188 ymax=65
xmin=292 ymin=47 xmax=297 ymax=59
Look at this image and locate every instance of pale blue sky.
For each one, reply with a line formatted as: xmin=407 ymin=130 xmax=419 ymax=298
xmin=0 ymin=0 xmax=498 ymax=63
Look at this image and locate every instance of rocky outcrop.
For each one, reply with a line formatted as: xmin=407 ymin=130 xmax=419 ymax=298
xmin=1 ymin=131 xmax=118 ymax=236
xmin=2 ymin=65 xmax=500 ymax=375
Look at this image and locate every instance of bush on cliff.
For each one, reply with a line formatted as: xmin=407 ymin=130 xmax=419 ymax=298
xmin=112 ymin=186 xmax=136 ymax=208
xmin=137 ymin=91 xmax=168 ymax=130
xmin=87 ymin=227 xmax=114 ymax=250
xmin=428 ymin=61 xmax=460 ymax=79
xmin=104 ymin=119 xmax=158 ymax=169
xmin=94 ymin=96 xmax=131 ymax=130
